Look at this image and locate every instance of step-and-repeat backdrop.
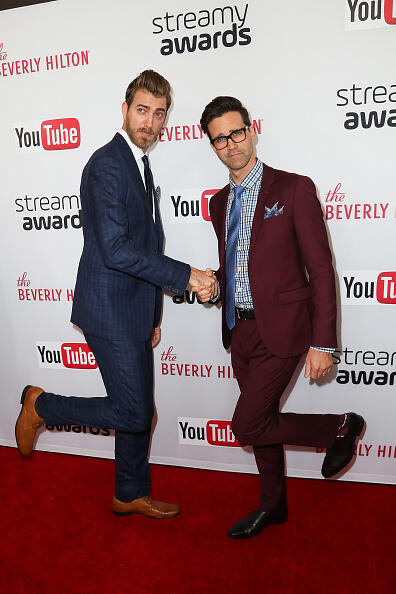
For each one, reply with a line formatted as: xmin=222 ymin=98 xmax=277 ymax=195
xmin=1 ymin=0 xmax=395 ymax=484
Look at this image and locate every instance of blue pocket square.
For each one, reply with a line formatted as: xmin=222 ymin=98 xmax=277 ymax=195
xmin=264 ymin=202 xmax=284 ymax=219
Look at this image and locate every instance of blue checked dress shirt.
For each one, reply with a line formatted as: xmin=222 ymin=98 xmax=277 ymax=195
xmin=224 ymin=158 xmax=333 ymax=354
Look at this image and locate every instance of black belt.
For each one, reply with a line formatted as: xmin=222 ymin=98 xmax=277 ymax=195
xmin=235 ymin=307 xmax=255 ymax=320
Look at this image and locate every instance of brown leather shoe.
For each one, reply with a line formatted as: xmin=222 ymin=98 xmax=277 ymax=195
xmin=15 ymin=385 xmax=44 ymax=456
xmin=112 ymin=495 xmax=180 ymax=518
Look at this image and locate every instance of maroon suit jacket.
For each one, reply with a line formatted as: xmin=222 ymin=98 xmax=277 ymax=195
xmin=209 ymin=164 xmax=337 ymax=358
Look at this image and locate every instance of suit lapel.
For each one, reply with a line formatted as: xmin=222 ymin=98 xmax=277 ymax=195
xmin=249 ymin=164 xmax=276 ymax=254
xmin=113 ymin=134 xmax=155 ymax=221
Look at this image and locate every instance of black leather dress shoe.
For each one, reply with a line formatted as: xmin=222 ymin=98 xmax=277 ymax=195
xmin=228 ymin=506 xmax=288 ymax=539
xmin=321 ymin=412 xmax=365 ymax=478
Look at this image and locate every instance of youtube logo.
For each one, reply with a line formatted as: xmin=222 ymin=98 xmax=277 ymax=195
xmin=342 ymin=271 xmax=396 ymax=305
xmin=36 ymin=341 xmax=97 ymax=369
xmin=61 ymin=343 xmax=97 ymax=369
xmin=178 ymin=417 xmax=241 ymax=447
xmin=376 ymin=272 xmax=396 ymax=304
xmin=201 ymin=189 xmax=218 ymax=222
xmin=169 ymin=188 xmax=220 ymax=224
xmin=15 ymin=118 xmax=81 ymax=153
xmin=41 ymin=118 xmax=80 ymax=150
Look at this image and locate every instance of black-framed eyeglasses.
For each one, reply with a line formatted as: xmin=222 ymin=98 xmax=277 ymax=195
xmin=211 ymin=127 xmax=248 ymax=150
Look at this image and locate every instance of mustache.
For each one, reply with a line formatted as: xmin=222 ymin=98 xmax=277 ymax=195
xmin=138 ymin=127 xmax=154 ymax=136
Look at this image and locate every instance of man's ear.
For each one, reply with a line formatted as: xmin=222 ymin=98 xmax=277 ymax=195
xmin=121 ymin=101 xmax=128 ymax=126
xmin=248 ymin=125 xmax=256 ymax=141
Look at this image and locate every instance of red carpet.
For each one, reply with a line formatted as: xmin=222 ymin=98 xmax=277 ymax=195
xmin=0 ymin=446 xmax=395 ymax=594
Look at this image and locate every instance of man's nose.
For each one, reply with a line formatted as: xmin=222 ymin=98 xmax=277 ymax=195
xmin=145 ymin=112 xmax=154 ymax=129
xmin=228 ymin=137 xmax=239 ymax=149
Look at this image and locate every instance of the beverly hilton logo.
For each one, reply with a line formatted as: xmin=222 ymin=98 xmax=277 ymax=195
xmin=0 ymin=42 xmax=7 ymax=61
xmin=0 ymin=42 xmax=89 ymax=77
xmin=160 ymin=346 xmax=236 ymax=379
xmin=17 ymin=272 xmax=74 ymax=302
xmin=324 ymin=183 xmax=392 ymax=221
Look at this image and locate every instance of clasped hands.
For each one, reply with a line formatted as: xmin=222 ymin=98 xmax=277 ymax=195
xmin=189 ymin=267 xmax=217 ymax=303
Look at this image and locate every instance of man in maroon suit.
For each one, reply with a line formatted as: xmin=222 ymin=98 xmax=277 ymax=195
xmin=196 ymin=96 xmax=365 ymax=539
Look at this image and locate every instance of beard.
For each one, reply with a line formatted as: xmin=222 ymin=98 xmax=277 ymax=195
xmin=125 ymin=121 xmax=156 ymax=151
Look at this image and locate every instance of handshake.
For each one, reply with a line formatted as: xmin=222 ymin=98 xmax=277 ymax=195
xmin=189 ymin=267 xmax=218 ymax=303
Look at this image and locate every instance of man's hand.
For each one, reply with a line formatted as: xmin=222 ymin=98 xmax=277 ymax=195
xmin=304 ymin=348 xmax=333 ymax=379
xmin=151 ymin=326 xmax=161 ymax=348
xmin=189 ymin=268 xmax=217 ymax=303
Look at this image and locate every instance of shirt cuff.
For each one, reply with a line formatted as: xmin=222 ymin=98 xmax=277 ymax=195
xmin=310 ymin=346 xmax=335 ymax=353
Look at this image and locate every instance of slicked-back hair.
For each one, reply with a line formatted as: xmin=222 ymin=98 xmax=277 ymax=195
xmin=125 ymin=70 xmax=172 ymax=111
xmin=200 ymin=96 xmax=251 ymax=139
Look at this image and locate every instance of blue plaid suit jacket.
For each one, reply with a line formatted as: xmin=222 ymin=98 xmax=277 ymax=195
xmin=71 ymin=133 xmax=190 ymax=341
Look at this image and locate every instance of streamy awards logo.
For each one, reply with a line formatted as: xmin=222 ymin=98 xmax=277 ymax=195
xmin=341 ymin=271 xmax=396 ymax=305
xmin=46 ymin=424 xmax=111 ymax=436
xmin=15 ymin=118 xmax=81 ymax=152
xmin=333 ymin=346 xmax=396 ymax=386
xmin=152 ymin=3 xmax=251 ymax=56
xmin=335 ymin=82 xmax=396 ymax=130
xmin=14 ymin=191 xmax=82 ymax=231
xmin=345 ymin=0 xmax=396 ymax=29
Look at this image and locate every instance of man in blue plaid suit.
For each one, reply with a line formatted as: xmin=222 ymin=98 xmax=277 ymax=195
xmin=15 ymin=70 xmax=216 ymax=518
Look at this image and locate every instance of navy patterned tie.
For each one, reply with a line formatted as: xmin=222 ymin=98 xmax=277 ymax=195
xmin=225 ymin=185 xmax=244 ymax=330
xmin=142 ymin=154 xmax=153 ymax=214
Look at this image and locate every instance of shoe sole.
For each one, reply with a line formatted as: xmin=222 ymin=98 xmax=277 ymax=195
xmin=113 ymin=510 xmax=181 ymax=519
xmin=228 ymin=512 xmax=288 ymax=539
xmin=15 ymin=385 xmax=34 ymax=456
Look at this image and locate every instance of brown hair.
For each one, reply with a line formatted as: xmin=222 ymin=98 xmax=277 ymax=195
xmin=125 ymin=70 xmax=172 ymax=111
xmin=200 ymin=96 xmax=251 ymax=139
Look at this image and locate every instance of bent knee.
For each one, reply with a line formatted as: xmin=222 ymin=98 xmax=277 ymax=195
xmin=231 ymin=415 xmax=273 ymax=445
xmin=115 ymin=405 xmax=153 ymax=432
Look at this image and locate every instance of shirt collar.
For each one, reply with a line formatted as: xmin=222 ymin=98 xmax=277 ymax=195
xmin=118 ymin=129 xmax=146 ymax=164
xmin=229 ymin=158 xmax=263 ymax=191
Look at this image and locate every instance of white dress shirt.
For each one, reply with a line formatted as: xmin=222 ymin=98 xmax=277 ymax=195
xmin=117 ymin=129 xmax=155 ymax=220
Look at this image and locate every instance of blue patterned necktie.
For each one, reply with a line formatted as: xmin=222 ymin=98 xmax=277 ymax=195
xmin=225 ymin=185 xmax=244 ymax=330
xmin=142 ymin=154 xmax=153 ymax=214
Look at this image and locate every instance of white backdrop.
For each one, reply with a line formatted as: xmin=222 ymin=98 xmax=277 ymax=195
xmin=1 ymin=0 xmax=395 ymax=484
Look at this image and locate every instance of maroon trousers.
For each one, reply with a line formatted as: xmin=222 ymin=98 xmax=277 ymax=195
xmin=230 ymin=318 xmax=339 ymax=510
